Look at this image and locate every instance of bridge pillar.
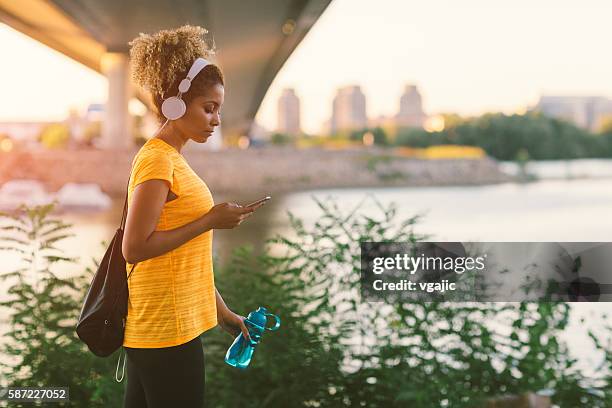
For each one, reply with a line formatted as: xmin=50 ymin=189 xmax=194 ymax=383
xmin=99 ymin=52 xmax=133 ymax=150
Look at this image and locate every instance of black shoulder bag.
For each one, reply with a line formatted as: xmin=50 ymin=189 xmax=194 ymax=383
xmin=76 ymin=179 xmax=136 ymax=363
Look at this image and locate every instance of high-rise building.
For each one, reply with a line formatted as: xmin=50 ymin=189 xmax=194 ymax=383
xmin=534 ymin=96 xmax=612 ymax=132
xmin=330 ymin=85 xmax=367 ymax=134
xmin=277 ymin=88 xmax=301 ymax=135
xmin=396 ymin=84 xmax=426 ymax=128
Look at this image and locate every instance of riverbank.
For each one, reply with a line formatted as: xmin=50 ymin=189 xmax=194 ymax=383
xmin=0 ymin=146 xmax=512 ymax=198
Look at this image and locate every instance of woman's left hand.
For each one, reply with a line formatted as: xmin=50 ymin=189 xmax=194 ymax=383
xmin=218 ymin=309 xmax=251 ymax=341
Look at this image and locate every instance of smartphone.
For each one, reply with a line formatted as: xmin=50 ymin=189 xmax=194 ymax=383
xmin=245 ymin=196 xmax=271 ymax=208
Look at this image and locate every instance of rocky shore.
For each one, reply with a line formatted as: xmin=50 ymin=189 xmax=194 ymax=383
xmin=0 ymin=146 xmax=513 ymax=198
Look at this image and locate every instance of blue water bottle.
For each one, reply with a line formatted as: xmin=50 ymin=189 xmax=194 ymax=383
xmin=224 ymin=306 xmax=281 ymax=369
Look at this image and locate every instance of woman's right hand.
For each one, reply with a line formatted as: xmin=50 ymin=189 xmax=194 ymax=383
xmin=205 ymin=202 xmax=256 ymax=229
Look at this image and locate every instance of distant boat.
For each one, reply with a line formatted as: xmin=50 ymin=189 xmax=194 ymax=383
xmin=0 ymin=179 xmax=56 ymax=211
xmin=54 ymin=183 xmax=112 ymax=211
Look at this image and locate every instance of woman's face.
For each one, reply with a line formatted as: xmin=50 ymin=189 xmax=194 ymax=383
xmin=174 ymin=83 xmax=224 ymax=144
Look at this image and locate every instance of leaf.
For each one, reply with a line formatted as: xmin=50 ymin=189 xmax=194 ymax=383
xmin=0 ymin=236 xmax=30 ymax=246
xmin=42 ymin=255 xmax=79 ymax=264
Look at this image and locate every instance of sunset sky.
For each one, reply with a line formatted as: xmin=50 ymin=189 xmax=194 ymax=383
xmin=1 ymin=0 xmax=612 ymax=134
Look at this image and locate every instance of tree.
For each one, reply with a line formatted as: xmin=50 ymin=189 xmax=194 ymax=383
xmin=39 ymin=124 xmax=71 ymax=149
xmin=394 ymin=112 xmax=612 ymax=161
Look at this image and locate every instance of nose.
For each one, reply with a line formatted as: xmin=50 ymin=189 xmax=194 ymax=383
xmin=211 ymin=111 xmax=221 ymax=126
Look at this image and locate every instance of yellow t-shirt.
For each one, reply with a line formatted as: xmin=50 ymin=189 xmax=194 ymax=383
xmin=123 ymin=137 xmax=217 ymax=348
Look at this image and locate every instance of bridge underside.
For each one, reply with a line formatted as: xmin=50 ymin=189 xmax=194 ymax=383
xmin=0 ymin=0 xmax=331 ymax=149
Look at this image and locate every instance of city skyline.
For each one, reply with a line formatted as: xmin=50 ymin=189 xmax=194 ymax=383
xmin=273 ymin=84 xmax=612 ymax=135
xmin=2 ymin=0 xmax=612 ymax=135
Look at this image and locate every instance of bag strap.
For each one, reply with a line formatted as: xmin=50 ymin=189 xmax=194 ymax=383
xmin=120 ymin=176 xmax=130 ymax=231
xmin=109 ymin=174 xmax=137 ymax=317
xmin=122 ymin=173 xmax=137 ymax=278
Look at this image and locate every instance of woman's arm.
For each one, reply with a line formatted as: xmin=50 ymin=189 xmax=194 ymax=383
xmin=215 ymin=287 xmax=250 ymax=340
xmin=122 ymin=179 xmax=258 ymax=264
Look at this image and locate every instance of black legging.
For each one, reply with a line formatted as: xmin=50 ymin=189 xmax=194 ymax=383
xmin=123 ymin=334 xmax=205 ymax=408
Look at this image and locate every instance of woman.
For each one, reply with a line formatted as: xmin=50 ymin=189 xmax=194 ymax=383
xmin=121 ymin=25 xmax=264 ymax=407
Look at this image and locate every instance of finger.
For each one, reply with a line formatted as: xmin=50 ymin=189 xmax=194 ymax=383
xmin=239 ymin=206 xmax=256 ymax=214
xmin=239 ymin=317 xmax=251 ymax=341
xmin=246 ymin=203 xmax=265 ymax=211
xmin=247 ymin=199 xmax=269 ymax=209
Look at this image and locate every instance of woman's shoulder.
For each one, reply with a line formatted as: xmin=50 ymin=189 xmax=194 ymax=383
xmin=139 ymin=138 xmax=172 ymax=155
xmin=128 ymin=140 xmax=177 ymax=190
xmin=132 ymin=139 xmax=173 ymax=164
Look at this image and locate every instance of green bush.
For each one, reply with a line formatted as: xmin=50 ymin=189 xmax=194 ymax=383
xmin=0 ymin=204 xmax=124 ymax=407
xmin=1 ymin=200 xmax=611 ymax=407
xmin=204 ymin=196 xmax=612 ymax=407
xmin=270 ymin=133 xmax=293 ymax=146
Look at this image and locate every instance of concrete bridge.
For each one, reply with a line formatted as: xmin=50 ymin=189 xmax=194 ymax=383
xmin=0 ymin=0 xmax=331 ymax=149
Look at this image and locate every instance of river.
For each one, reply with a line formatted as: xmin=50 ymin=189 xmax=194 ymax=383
xmin=1 ymin=159 xmax=611 ymax=382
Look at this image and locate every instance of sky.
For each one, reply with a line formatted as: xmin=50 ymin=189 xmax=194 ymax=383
xmin=1 ymin=0 xmax=612 ymax=134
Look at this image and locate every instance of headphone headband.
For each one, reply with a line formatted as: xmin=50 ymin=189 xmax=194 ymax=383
xmin=161 ymin=57 xmax=211 ymax=121
xmin=178 ymin=57 xmax=210 ymax=93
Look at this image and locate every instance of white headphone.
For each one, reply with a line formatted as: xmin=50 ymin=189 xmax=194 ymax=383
xmin=161 ymin=57 xmax=210 ymax=120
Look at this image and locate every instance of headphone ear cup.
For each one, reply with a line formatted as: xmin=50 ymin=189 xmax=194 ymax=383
xmin=161 ymin=97 xmax=187 ymax=120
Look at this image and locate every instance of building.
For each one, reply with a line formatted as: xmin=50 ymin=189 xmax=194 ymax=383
xmin=277 ymin=88 xmax=301 ymax=135
xmin=396 ymin=84 xmax=426 ymax=128
xmin=534 ymin=96 xmax=612 ymax=132
xmin=330 ymin=85 xmax=367 ymax=134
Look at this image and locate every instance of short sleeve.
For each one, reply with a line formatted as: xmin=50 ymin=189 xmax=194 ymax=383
xmin=131 ymin=148 xmax=174 ymax=190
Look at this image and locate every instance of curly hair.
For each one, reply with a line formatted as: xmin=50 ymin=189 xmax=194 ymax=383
xmin=128 ymin=25 xmax=225 ymax=122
